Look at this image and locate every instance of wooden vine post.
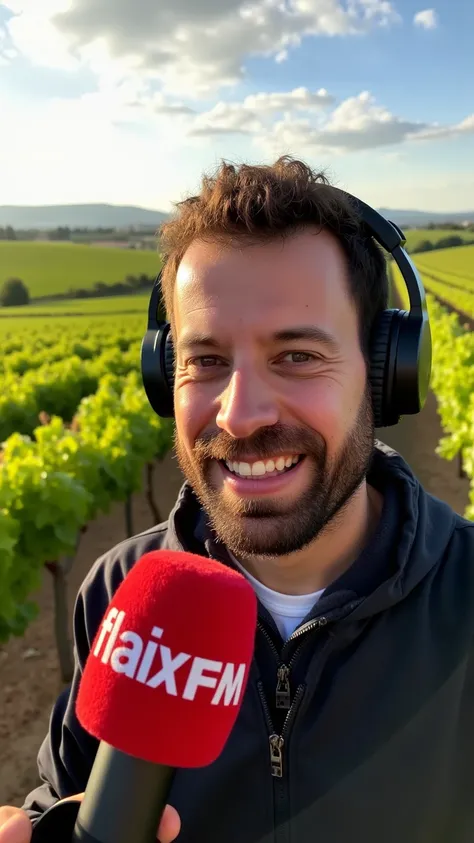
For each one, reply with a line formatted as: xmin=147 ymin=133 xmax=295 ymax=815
xmin=45 ymin=528 xmax=85 ymax=683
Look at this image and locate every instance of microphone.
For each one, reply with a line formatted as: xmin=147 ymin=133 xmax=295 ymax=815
xmin=70 ymin=549 xmax=257 ymax=843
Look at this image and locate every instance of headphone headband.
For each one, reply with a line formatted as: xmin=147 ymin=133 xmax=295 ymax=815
xmin=338 ymin=190 xmax=426 ymax=315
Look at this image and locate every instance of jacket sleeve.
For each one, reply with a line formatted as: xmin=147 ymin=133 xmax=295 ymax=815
xmin=20 ymin=550 xmax=122 ymax=826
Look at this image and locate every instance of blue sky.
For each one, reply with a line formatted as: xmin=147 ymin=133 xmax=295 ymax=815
xmin=0 ymin=0 xmax=473 ymax=212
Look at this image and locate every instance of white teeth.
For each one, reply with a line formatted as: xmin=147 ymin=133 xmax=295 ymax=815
xmin=224 ymin=455 xmax=301 ymax=478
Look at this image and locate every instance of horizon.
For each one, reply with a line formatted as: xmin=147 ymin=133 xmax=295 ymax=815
xmin=0 ymin=1 xmax=473 ymax=212
xmin=1 ymin=200 xmax=474 ymax=216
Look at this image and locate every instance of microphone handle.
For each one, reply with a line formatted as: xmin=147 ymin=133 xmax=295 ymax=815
xmin=72 ymin=741 xmax=175 ymax=843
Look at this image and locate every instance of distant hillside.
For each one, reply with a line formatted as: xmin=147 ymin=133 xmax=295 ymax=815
xmin=0 ymin=204 xmax=169 ymax=230
xmin=377 ymin=208 xmax=474 ymax=228
xmin=0 ymin=202 xmax=473 ymax=231
xmin=0 ymin=241 xmax=161 ymax=298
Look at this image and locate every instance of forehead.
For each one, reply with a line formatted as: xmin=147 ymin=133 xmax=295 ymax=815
xmin=173 ymin=228 xmax=356 ymax=338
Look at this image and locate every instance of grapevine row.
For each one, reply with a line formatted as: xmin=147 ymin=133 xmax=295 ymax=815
xmin=391 ymin=264 xmax=474 ymax=520
xmin=419 ymin=276 xmax=474 ymax=320
xmin=415 ymin=265 xmax=474 ymax=294
xmin=0 ymin=315 xmax=145 ymax=372
xmin=412 ymin=244 xmax=474 ymax=283
xmin=0 ymin=369 xmax=174 ymax=650
xmin=0 ymin=341 xmax=142 ymax=442
xmin=0 ymin=332 xmax=136 ymax=376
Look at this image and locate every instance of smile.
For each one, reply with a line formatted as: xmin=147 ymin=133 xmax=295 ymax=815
xmin=217 ymin=455 xmax=307 ymax=497
xmin=222 ymin=454 xmax=303 ymax=479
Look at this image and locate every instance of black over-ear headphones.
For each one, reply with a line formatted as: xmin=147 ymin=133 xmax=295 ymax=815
xmin=141 ymin=191 xmax=432 ymax=428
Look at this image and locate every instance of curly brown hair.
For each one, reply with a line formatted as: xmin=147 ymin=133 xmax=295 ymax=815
xmin=159 ymin=156 xmax=388 ymax=359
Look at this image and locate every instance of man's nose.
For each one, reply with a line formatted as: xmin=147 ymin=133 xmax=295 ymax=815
xmin=215 ymin=368 xmax=279 ymax=439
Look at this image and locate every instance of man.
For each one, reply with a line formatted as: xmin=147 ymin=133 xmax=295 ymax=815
xmin=1 ymin=156 xmax=474 ymax=843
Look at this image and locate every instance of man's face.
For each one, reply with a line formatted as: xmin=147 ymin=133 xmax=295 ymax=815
xmin=172 ymin=227 xmax=375 ymax=561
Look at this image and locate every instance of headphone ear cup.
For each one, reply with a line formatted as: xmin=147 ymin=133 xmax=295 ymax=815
xmin=369 ymin=309 xmax=398 ymax=428
xmin=141 ymin=322 xmax=175 ymax=419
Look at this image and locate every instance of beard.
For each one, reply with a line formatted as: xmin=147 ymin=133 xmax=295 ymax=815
xmin=174 ymin=382 xmax=375 ymax=561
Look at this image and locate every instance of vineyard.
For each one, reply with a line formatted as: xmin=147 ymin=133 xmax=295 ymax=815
xmin=408 ymin=244 xmax=474 ymax=321
xmin=0 ymin=294 xmax=151 ymax=318
xmin=0 ymin=312 xmax=174 ymax=680
xmin=391 ymin=262 xmax=474 ymax=520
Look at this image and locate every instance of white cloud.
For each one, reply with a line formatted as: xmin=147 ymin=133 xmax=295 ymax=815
xmin=3 ymin=0 xmax=401 ymax=96
xmin=164 ymin=87 xmax=474 ymax=155
xmin=190 ymin=102 xmax=262 ymax=136
xmin=248 ymin=91 xmax=428 ymax=153
xmin=413 ymin=9 xmax=438 ymax=29
xmin=411 ymin=113 xmax=474 ymax=141
xmin=5 ymin=0 xmax=81 ymax=70
xmin=188 ymin=87 xmax=335 ymax=136
xmin=243 ymin=87 xmax=335 ymax=112
xmin=251 ymin=91 xmax=474 ymax=154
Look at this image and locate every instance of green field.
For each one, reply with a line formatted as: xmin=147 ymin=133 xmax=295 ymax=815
xmin=1 ymin=233 xmax=471 ymax=305
xmin=0 ymin=241 xmax=162 ymax=298
xmin=403 ymin=228 xmax=474 ymax=252
xmin=392 ymin=243 xmax=474 ymax=319
xmin=0 ymin=312 xmax=147 ymax=344
xmin=413 ymin=243 xmax=474 ymax=280
xmin=0 ymin=293 xmax=151 ymax=321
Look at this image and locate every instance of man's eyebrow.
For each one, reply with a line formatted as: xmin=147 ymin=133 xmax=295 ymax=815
xmin=271 ymin=326 xmax=340 ymax=353
xmin=177 ymin=326 xmax=340 ymax=353
xmin=177 ymin=334 xmax=221 ymax=353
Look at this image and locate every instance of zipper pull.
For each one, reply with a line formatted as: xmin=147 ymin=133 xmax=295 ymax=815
xmin=276 ymin=665 xmax=291 ymax=709
xmin=269 ymin=734 xmax=284 ymax=778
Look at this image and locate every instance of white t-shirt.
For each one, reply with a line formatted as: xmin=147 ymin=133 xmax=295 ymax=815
xmin=229 ymin=553 xmax=325 ymax=640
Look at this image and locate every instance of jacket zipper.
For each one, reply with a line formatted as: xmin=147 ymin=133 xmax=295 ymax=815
xmin=258 ymin=681 xmax=305 ymax=778
xmin=258 ymin=617 xmax=328 ymax=711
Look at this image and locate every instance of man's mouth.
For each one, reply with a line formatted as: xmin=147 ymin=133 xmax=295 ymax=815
xmin=219 ymin=454 xmax=305 ymax=480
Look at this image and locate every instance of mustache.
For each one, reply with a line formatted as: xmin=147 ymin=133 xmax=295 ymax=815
xmin=192 ymin=425 xmax=325 ymax=463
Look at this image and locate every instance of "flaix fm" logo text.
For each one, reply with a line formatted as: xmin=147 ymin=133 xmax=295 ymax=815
xmin=93 ymin=608 xmax=246 ymax=706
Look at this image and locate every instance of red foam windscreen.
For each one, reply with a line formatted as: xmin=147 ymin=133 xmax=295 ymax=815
xmin=76 ymin=550 xmax=257 ymax=768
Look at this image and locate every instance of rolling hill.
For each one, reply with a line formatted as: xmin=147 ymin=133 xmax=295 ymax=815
xmin=0 ymin=241 xmax=162 ymax=298
xmin=1 ymin=203 xmax=473 ymax=231
xmin=0 ymin=204 xmax=169 ymax=230
xmin=379 ymin=208 xmax=474 ymax=228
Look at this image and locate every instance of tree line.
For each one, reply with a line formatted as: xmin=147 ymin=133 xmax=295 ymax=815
xmin=409 ymin=235 xmax=474 ymax=254
xmin=0 ymin=273 xmax=158 ymax=308
xmin=0 ymin=225 xmax=157 ymax=242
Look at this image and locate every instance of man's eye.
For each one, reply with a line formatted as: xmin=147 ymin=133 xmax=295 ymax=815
xmin=281 ymin=352 xmax=316 ymax=364
xmin=190 ymin=356 xmax=221 ymax=368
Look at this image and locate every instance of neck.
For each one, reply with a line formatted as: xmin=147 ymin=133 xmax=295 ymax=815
xmin=234 ymin=481 xmax=384 ymax=596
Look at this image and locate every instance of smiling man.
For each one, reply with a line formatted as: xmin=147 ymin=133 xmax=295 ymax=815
xmin=4 ymin=157 xmax=474 ymax=843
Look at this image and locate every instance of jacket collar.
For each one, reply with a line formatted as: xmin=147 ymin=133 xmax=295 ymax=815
xmin=163 ymin=440 xmax=459 ymax=623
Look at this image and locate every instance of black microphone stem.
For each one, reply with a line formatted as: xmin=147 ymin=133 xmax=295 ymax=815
xmin=72 ymin=742 xmax=175 ymax=843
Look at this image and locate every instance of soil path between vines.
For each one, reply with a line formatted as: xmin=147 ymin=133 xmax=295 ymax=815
xmin=0 ymin=395 xmax=470 ymax=807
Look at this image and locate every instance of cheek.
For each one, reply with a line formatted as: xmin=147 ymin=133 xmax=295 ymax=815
xmin=293 ymin=372 xmax=365 ymax=453
xmin=174 ymin=384 xmax=214 ymax=449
